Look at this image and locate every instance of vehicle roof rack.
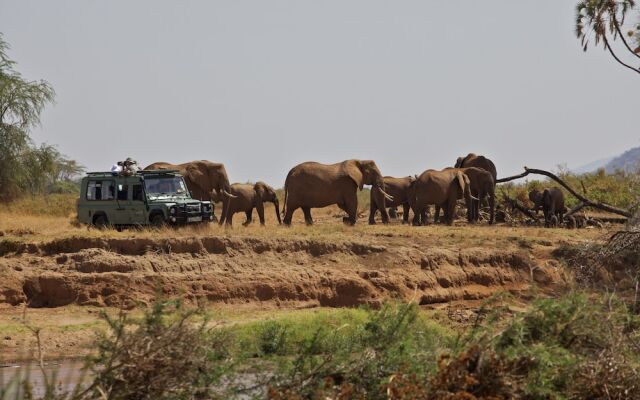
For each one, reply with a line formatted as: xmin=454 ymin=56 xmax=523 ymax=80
xmin=85 ymin=170 xmax=181 ymax=176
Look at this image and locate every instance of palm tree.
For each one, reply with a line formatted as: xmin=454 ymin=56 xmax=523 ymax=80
xmin=575 ymin=0 xmax=640 ymax=74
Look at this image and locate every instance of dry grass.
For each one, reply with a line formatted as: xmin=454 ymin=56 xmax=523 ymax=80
xmin=0 ymin=205 xmax=602 ymax=248
xmin=0 ymin=193 xmax=605 ymax=250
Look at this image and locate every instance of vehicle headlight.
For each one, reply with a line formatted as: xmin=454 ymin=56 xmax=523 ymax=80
xmin=170 ymin=206 xmax=177 ymax=214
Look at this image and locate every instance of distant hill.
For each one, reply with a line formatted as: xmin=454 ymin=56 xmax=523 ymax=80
xmin=572 ymin=156 xmax=613 ymax=174
xmin=572 ymin=146 xmax=640 ymax=174
xmin=604 ymin=146 xmax=640 ymax=174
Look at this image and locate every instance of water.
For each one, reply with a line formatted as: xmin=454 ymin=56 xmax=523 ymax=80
xmin=0 ymin=360 xmax=90 ymax=398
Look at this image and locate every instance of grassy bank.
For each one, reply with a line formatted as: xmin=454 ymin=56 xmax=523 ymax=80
xmin=3 ymin=293 xmax=638 ymax=399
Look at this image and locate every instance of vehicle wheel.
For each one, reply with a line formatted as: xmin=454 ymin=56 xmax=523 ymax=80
xmin=93 ymin=215 xmax=109 ymax=229
xmin=150 ymin=213 xmax=166 ymax=227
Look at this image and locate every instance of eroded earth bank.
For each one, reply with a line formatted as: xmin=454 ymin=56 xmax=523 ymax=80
xmin=0 ymin=229 xmax=570 ymax=310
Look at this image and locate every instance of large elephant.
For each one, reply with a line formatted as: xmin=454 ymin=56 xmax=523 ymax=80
xmin=409 ymin=169 xmax=472 ymax=226
xmin=454 ymin=153 xmax=497 ymax=183
xmin=368 ymin=176 xmax=415 ymax=225
xmin=437 ymin=167 xmax=495 ymax=224
xmin=282 ymin=159 xmax=393 ymax=226
xmin=217 ymin=182 xmax=281 ymax=226
xmin=144 ymin=160 xmax=236 ymax=220
xmin=529 ymin=188 xmax=565 ymax=227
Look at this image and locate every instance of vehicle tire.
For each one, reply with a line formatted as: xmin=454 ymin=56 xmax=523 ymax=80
xmin=150 ymin=213 xmax=165 ymax=228
xmin=93 ymin=214 xmax=109 ymax=229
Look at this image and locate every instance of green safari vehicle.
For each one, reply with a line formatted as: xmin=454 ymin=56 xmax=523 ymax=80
xmin=77 ymin=170 xmax=214 ymax=228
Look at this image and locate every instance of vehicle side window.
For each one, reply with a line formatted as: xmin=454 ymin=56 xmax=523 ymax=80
xmin=117 ymin=184 xmax=128 ymax=201
xmin=132 ymin=184 xmax=144 ymax=201
xmin=87 ymin=180 xmax=115 ymax=201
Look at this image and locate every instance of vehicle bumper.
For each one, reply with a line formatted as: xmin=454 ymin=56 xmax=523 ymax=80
xmin=168 ymin=210 xmax=214 ymax=224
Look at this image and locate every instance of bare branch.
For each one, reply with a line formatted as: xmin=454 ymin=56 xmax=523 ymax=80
xmin=496 ymin=167 xmax=633 ymax=218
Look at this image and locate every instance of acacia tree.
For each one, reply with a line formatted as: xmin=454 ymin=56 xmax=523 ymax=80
xmin=0 ymin=34 xmax=82 ymax=200
xmin=576 ymin=0 xmax=640 ymax=74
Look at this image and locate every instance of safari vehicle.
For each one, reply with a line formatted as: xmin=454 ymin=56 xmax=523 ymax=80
xmin=77 ymin=170 xmax=214 ymax=228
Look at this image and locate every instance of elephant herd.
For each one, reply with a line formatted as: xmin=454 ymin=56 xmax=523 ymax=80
xmin=143 ymin=154 xmax=565 ymax=227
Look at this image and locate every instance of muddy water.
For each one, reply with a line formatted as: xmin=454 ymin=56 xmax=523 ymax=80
xmin=0 ymin=360 xmax=90 ymax=397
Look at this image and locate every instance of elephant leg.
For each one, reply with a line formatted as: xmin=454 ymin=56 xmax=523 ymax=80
xmin=226 ymin=212 xmax=234 ymax=226
xmin=411 ymin=205 xmax=424 ymax=226
xmin=467 ymin=200 xmax=480 ymax=223
xmin=379 ymin=205 xmax=390 ymax=224
xmin=368 ymin=199 xmax=377 ymax=225
xmin=242 ymin=210 xmax=252 ymax=226
xmin=388 ymin=207 xmax=398 ymax=219
xmin=488 ymin=192 xmax=495 ymax=225
xmin=411 ymin=209 xmax=421 ymax=226
xmin=283 ymin=204 xmax=296 ymax=226
xmin=210 ymin=203 xmax=218 ymax=223
xmin=342 ymin=195 xmax=357 ymax=225
xmin=402 ymin=203 xmax=409 ymax=224
xmin=218 ymin=201 xmax=228 ymax=226
xmin=434 ymin=205 xmax=441 ymax=224
xmin=302 ymin=207 xmax=314 ymax=225
xmin=446 ymin=199 xmax=456 ymax=226
xmin=256 ymin=203 xmax=265 ymax=225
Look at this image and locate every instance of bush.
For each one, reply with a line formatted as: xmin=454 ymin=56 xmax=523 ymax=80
xmin=83 ymin=300 xmax=232 ymax=400
xmin=262 ymin=303 xmax=454 ymax=399
xmin=499 ymin=169 xmax=639 ymax=210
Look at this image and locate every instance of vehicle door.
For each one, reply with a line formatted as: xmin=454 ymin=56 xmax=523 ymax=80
xmin=112 ymin=179 xmax=131 ymax=225
xmin=128 ymin=178 xmax=148 ymax=224
xmin=85 ymin=178 xmax=119 ymax=223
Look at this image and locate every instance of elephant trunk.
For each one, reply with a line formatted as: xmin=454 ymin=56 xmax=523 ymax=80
xmin=273 ymin=199 xmax=282 ymax=225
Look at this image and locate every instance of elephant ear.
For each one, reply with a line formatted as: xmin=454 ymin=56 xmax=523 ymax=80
xmin=343 ymin=161 xmax=364 ymax=190
xmin=254 ymin=182 xmax=267 ymax=200
xmin=456 ymin=171 xmax=468 ymax=195
xmin=184 ymin=164 xmax=207 ymax=195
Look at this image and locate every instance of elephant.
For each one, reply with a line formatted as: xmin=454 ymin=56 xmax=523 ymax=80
xmin=216 ymin=182 xmax=281 ymax=226
xmin=529 ymin=188 xmax=565 ymax=227
xmin=144 ymin=160 xmax=236 ymax=220
xmin=436 ymin=167 xmax=495 ymax=224
xmin=282 ymin=159 xmax=394 ymax=226
xmin=409 ymin=169 xmax=473 ymax=226
xmin=368 ymin=176 xmax=415 ymax=225
xmin=454 ymin=153 xmax=497 ymax=182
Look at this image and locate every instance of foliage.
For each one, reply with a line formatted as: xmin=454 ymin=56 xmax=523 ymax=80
xmin=254 ymin=303 xmax=454 ymax=399
xmin=82 ymin=299 xmax=232 ymax=400
xmin=499 ymin=167 xmax=640 ymax=211
xmin=1 ymin=295 xmax=639 ymax=399
xmin=575 ymin=0 xmax=640 ymax=74
xmin=388 ymin=294 xmax=640 ymax=400
xmin=0 ymin=34 xmax=83 ymax=201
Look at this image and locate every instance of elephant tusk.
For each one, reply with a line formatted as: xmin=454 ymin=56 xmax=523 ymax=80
xmin=377 ymin=186 xmax=394 ymax=202
xmin=470 ymin=195 xmax=479 ymax=201
xmin=223 ymin=190 xmax=237 ymax=199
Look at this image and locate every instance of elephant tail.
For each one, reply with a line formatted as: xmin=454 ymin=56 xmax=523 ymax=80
xmin=282 ymin=169 xmax=292 ymax=217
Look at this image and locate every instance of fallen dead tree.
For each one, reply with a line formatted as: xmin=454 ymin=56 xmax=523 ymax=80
xmin=496 ymin=167 xmax=633 ymax=219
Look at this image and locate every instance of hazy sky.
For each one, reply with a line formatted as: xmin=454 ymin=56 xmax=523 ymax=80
xmin=1 ymin=1 xmax=638 ymax=185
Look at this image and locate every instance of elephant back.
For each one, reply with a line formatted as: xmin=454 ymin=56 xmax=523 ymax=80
xmin=458 ymin=154 xmax=497 ymax=182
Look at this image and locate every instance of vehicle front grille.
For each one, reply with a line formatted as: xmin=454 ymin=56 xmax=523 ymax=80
xmin=186 ymin=203 xmax=201 ymax=214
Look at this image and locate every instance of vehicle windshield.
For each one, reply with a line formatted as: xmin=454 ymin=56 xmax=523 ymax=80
xmin=144 ymin=176 xmax=188 ymax=198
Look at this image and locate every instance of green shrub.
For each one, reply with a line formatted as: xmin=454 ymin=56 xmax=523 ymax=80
xmin=499 ymin=169 xmax=639 ymax=210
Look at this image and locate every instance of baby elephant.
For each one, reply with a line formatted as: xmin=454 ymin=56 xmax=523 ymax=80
xmin=218 ymin=182 xmax=281 ymax=226
xmin=528 ymin=188 xmax=565 ymax=227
